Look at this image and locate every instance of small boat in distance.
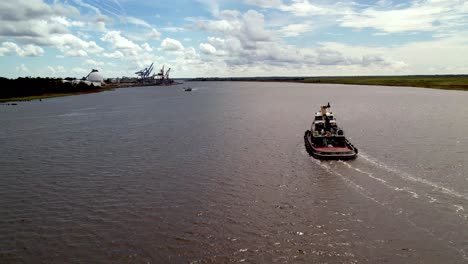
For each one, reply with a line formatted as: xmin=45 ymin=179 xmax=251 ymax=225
xmin=184 ymin=87 xmax=192 ymax=91
xmin=304 ymin=103 xmax=358 ymax=160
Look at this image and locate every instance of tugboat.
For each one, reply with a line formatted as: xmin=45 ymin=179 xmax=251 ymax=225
xmin=304 ymin=103 xmax=358 ymax=160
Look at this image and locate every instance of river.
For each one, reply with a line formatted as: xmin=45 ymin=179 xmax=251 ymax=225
xmin=1 ymin=82 xmax=467 ymax=263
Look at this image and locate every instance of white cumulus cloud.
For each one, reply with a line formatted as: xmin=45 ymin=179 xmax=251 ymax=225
xmin=103 ymin=51 xmax=124 ymax=59
xmin=141 ymin=43 xmax=153 ymax=52
xmin=199 ymin=43 xmax=217 ymax=55
xmin=161 ymin=38 xmax=184 ymax=51
xmin=0 ymin=42 xmax=44 ymax=57
xmin=101 ymin=31 xmax=142 ymax=57
xmin=85 ymin=59 xmax=105 ymax=66
xmin=244 ymin=0 xmax=282 ymax=8
xmin=279 ymin=23 xmax=314 ymax=37
xmin=339 ymin=0 xmax=468 ymax=33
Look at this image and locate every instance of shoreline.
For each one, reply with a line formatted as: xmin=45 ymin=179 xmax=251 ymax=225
xmin=0 ymin=87 xmax=114 ymax=103
xmin=0 ymin=82 xmax=182 ymax=103
xmin=1 ymin=76 xmax=466 ymax=103
xmin=299 ymin=76 xmax=468 ymax=91
xmin=190 ymin=75 xmax=468 ymax=91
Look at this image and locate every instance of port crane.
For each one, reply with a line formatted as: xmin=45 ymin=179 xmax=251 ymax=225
xmin=156 ymin=65 xmax=171 ymax=81
xmin=134 ymin=63 xmax=172 ymax=84
xmin=135 ymin=63 xmax=154 ymax=79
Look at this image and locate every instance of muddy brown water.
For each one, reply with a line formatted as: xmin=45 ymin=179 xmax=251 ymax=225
xmin=1 ymin=82 xmax=467 ymax=263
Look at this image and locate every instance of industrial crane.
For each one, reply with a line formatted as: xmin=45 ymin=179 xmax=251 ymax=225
xmin=135 ymin=63 xmax=154 ymax=79
xmin=135 ymin=63 xmax=172 ymax=83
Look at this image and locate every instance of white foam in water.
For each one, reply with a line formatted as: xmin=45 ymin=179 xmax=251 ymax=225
xmin=339 ymin=160 xmax=421 ymax=199
xmin=358 ymin=152 xmax=467 ymax=201
xmin=58 ymin=112 xmax=85 ymax=117
xmin=305 ymin=148 xmax=466 ymax=220
xmin=394 ymin=187 xmax=419 ymax=199
xmin=311 ymin=159 xmax=387 ymax=207
xmin=339 ymin=161 xmax=387 ymax=184
xmin=454 ymin=205 xmax=464 ymax=213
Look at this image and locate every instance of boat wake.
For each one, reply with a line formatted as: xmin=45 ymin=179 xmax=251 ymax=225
xmin=301 ymin=144 xmax=467 ymax=221
xmin=358 ymin=152 xmax=467 ymax=201
xmin=301 ymin=146 xmax=468 ymax=261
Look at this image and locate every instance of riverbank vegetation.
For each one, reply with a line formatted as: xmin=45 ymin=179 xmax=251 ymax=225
xmin=0 ymin=77 xmax=110 ymax=102
xmin=301 ymin=75 xmax=468 ymax=91
xmin=2 ymin=75 xmax=466 ymax=103
xmin=192 ymin=75 xmax=468 ymax=91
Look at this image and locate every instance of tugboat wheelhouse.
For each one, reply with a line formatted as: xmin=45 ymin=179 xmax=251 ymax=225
xmin=304 ymin=103 xmax=358 ymax=160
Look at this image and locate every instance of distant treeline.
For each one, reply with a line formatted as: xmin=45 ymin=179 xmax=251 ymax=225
xmin=301 ymin=75 xmax=468 ymax=91
xmin=191 ymin=76 xmax=306 ymax=82
xmin=0 ymin=77 xmax=100 ymax=99
xmin=190 ymin=75 xmax=468 ymax=91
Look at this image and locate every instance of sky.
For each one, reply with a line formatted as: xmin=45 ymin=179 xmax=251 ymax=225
xmin=0 ymin=0 xmax=467 ymax=79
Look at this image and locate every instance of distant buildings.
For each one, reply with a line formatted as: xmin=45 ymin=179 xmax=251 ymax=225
xmin=62 ymin=69 xmax=104 ymax=87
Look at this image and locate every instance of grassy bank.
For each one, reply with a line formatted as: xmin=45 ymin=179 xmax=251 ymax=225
xmin=0 ymin=77 xmax=119 ymax=103
xmin=301 ymin=75 xmax=468 ymax=91
xmin=0 ymin=87 xmax=113 ymax=103
xmin=191 ymin=75 xmax=468 ymax=91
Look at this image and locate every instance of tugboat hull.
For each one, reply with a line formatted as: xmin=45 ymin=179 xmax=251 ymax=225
xmin=304 ymin=130 xmax=358 ymax=160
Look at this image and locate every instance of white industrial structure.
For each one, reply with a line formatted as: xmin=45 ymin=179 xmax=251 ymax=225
xmin=62 ymin=69 xmax=104 ymax=87
xmin=85 ymin=69 xmax=104 ymax=86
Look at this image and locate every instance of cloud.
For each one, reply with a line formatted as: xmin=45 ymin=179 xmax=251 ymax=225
xmin=0 ymin=42 xmax=44 ymax=57
xmin=199 ymin=43 xmax=217 ymax=55
xmin=207 ymin=37 xmax=225 ymax=46
xmin=49 ymin=34 xmax=103 ymax=56
xmin=184 ymin=47 xmax=200 ymax=61
xmin=103 ymin=50 xmax=124 ymax=59
xmin=244 ymin=0 xmax=282 ymax=8
xmin=0 ymin=18 xmax=69 ymax=38
xmin=50 ymin=16 xmax=85 ymax=28
xmin=47 ymin=65 xmax=66 ymax=74
xmin=16 ymin=64 xmax=29 ymax=73
xmin=185 ymin=3 xmax=468 ymax=76
xmin=85 ymin=59 xmax=105 ymax=66
xmin=148 ymin=28 xmax=162 ymax=39
xmin=141 ymin=43 xmax=153 ymax=52
xmin=101 ymin=31 xmax=141 ymax=51
xmin=0 ymin=0 xmax=108 ymax=59
xmin=162 ymin=27 xmax=185 ymax=32
xmin=63 ymin=49 xmax=88 ymax=57
xmin=245 ymin=0 xmax=466 ymax=35
xmin=122 ymin=16 xmax=152 ymax=28
xmin=194 ymin=12 xmax=399 ymax=71
xmin=161 ymin=38 xmax=184 ymax=51
xmin=339 ymin=0 xmax=468 ymax=33
xmin=128 ymin=28 xmax=161 ymax=42
xmin=278 ymin=0 xmax=336 ymax=16
xmin=241 ymin=10 xmax=271 ymax=42
xmin=71 ymin=67 xmax=90 ymax=75
xmin=197 ymin=0 xmax=220 ymax=16
xmin=279 ymin=23 xmax=314 ymax=37
xmin=20 ymin=44 xmax=45 ymax=57
xmin=0 ymin=0 xmax=78 ymax=21
xmin=316 ymin=49 xmax=348 ymax=65
xmin=70 ymin=0 xmax=102 ymax=16
xmin=218 ymin=10 xmax=241 ymax=20
xmin=196 ymin=9 xmax=273 ymax=52
xmin=2 ymin=0 xmax=466 ymax=78
xmin=197 ymin=19 xmax=236 ymax=34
